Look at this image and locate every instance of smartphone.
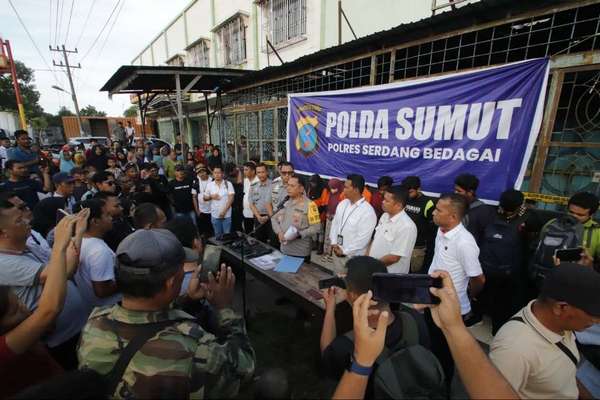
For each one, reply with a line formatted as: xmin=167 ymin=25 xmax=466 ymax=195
xmin=554 ymin=247 xmax=584 ymax=262
xmin=55 ymin=208 xmax=70 ymax=224
xmin=318 ymin=276 xmax=346 ymax=290
xmin=372 ymin=273 xmax=442 ymax=304
xmin=199 ymin=244 xmax=222 ymax=282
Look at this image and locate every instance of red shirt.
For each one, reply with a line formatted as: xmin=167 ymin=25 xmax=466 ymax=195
xmin=0 ymin=336 xmax=63 ymax=398
xmin=370 ymin=190 xmax=384 ymax=218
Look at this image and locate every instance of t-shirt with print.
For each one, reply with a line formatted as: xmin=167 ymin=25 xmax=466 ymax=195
xmin=74 ymin=237 xmax=121 ymax=313
xmin=205 ymin=180 xmax=235 ymax=219
xmin=169 ymin=178 xmax=195 ymax=213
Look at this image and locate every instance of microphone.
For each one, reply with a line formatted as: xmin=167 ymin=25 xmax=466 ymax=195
xmin=275 ymin=196 xmax=290 ymax=214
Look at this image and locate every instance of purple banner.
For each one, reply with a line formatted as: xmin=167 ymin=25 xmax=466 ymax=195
xmin=287 ymin=59 xmax=549 ymax=202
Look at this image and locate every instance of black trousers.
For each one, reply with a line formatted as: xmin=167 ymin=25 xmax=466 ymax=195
xmin=197 ymin=212 xmax=214 ymax=239
xmin=253 ymin=217 xmax=272 ymax=243
xmin=243 ymin=217 xmax=254 ymax=234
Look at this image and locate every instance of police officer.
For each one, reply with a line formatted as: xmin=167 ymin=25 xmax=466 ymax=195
xmin=271 ymin=161 xmax=294 ymax=211
xmin=271 ymin=174 xmax=321 ymax=261
xmin=249 ymin=163 xmax=273 ymax=242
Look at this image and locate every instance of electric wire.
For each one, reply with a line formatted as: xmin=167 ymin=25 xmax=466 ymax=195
xmin=80 ymin=0 xmax=122 ymax=62
xmin=74 ymin=0 xmax=96 ymax=49
xmin=63 ymin=0 xmax=75 ymax=47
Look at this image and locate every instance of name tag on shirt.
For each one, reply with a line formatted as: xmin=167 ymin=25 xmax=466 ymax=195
xmin=337 ymin=235 xmax=344 ymax=246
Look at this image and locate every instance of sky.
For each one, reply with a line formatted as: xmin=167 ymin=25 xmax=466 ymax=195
xmin=1 ymin=0 xmax=190 ymax=117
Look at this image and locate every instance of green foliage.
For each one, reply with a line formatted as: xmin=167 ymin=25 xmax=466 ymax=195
xmin=0 ymin=60 xmax=44 ymax=119
xmin=80 ymin=104 xmax=106 ymax=117
xmin=123 ymin=105 xmax=138 ymax=117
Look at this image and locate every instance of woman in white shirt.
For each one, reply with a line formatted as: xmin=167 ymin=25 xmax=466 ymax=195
xmin=203 ymin=165 xmax=235 ymax=238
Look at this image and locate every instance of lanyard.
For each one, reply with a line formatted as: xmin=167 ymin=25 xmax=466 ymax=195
xmin=339 ymin=198 xmax=364 ymax=235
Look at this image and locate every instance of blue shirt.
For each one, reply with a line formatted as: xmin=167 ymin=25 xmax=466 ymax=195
xmin=7 ymin=146 xmax=39 ymax=173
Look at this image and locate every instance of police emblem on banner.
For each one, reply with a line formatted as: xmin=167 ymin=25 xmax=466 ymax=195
xmin=295 ymin=115 xmax=319 ymax=157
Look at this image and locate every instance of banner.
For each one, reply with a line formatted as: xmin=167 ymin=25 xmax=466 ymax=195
xmin=287 ymin=58 xmax=549 ymax=202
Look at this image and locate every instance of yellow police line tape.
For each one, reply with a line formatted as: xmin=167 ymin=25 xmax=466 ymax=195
xmin=523 ymin=192 xmax=569 ymax=205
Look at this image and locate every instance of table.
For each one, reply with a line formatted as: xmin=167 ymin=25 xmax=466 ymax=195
xmin=210 ymin=234 xmax=340 ymax=314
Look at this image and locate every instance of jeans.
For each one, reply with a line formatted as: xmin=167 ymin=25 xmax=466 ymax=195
xmin=176 ymin=211 xmax=197 ymax=226
xmin=212 ymin=216 xmax=232 ymax=238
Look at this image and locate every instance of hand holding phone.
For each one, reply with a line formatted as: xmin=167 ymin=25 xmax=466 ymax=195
xmin=554 ymin=247 xmax=584 ymax=263
xmin=372 ymin=273 xmax=442 ymax=304
xmin=318 ymin=276 xmax=346 ymax=290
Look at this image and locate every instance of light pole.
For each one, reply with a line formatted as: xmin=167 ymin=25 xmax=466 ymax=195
xmin=52 ymin=85 xmax=84 ymax=135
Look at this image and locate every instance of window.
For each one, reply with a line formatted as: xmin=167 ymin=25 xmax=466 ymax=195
xmin=186 ymin=39 xmax=210 ymax=67
xmin=217 ymin=15 xmax=247 ymax=66
xmin=262 ymin=0 xmax=307 ymax=47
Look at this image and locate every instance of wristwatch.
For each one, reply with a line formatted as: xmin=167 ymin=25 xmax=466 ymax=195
xmin=348 ymin=355 xmax=373 ymax=376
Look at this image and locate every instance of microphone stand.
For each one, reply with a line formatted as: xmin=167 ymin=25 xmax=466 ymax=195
xmin=238 ymin=197 xmax=288 ymax=322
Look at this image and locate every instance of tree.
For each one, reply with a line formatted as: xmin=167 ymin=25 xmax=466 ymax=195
xmin=0 ymin=60 xmax=44 ymax=119
xmin=123 ymin=105 xmax=138 ymax=118
xmin=80 ymin=104 xmax=106 ymax=117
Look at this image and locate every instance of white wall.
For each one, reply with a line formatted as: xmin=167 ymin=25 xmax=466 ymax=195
xmin=166 ymin=16 xmax=188 ymax=59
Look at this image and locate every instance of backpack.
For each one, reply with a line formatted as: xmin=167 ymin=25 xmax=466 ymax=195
xmin=345 ymin=310 xmax=446 ymax=399
xmin=530 ymin=215 xmax=583 ymax=282
xmin=479 ymin=215 xmax=526 ymax=280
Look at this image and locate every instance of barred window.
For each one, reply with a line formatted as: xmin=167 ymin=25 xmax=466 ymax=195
xmin=217 ymin=16 xmax=247 ymax=66
xmin=262 ymin=0 xmax=307 ymax=47
xmin=186 ymin=40 xmax=210 ymax=67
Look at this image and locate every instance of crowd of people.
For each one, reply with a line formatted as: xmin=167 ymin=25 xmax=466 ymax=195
xmin=0 ymin=128 xmax=598 ymax=399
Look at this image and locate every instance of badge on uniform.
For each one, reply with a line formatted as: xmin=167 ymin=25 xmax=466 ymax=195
xmin=308 ymin=202 xmax=320 ymax=225
xmin=337 ymin=235 xmax=344 ymax=246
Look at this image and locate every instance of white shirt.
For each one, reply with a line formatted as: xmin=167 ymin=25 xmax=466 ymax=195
xmin=243 ymin=176 xmax=259 ymax=218
xmin=74 ymin=237 xmax=121 ymax=313
xmin=329 ymin=198 xmax=377 ymax=257
xmin=369 ymin=210 xmax=417 ymax=274
xmin=0 ymin=145 xmax=7 ymax=169
xmin=125 ymin=126 xmax=135 ymax=137
xmin=205 ymin=180 xmax=235 ymax=219
xmin=428 ymin=224 xmax=482 ymax=315
xmin=192 ymin=176 xmax=213 ymax=214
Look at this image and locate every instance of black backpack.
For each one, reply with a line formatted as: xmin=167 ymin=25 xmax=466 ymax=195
xmin=344 ymin=310 xmax=446 ymax=399
xmin=479 ymin=215 xmax=526 ymax=280
xmin=530 ymin=215 xmax=583 ymax=282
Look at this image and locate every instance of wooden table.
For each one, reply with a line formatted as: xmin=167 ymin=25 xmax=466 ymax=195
xmin=210 ymin=235 xmax=340 ymax=315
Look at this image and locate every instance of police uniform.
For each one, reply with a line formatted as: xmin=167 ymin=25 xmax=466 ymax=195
xmin=77 ymin=304 xmax=256 ymax=399
xmin=271 ymin=178 xmax=288 ymax=210
xmin=271 ymin=195 xmax=322 ymax=259
xmin=249 ymin=179 xmax=272 ymax=242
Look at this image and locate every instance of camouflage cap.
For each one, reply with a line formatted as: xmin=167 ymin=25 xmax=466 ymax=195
xmin=116 ymin=229 xmax=185 ymax=275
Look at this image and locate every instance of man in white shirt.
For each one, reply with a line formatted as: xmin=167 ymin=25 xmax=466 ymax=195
xmin=329 ymin=174 xmax=377 ymax=274
xmin=74 ymin=198 xmax=121 ymax=314
xmin=0 ymin=133 xmax=9 ymax=171
xmin=242 ymin=162 xmax=259 ymax=233
xmin=191 ymin=165 xmax=213 ymax=239
xmin=125 ymin=121 xmax=136 ymax=146
xmin=204 ymin=165 xmax=235 ymax=238
xmin=368 ymin=186 xmax=417 ymax=274
xmin=427 ymin=192 xmax=485 ymax=383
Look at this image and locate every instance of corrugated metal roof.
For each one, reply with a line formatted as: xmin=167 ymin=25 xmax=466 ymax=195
xmin=224 ymin=0 xmax=582 ymax=91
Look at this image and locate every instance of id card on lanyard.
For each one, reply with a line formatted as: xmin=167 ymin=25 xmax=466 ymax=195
xmin=338 ymin=199 xmax=364 ymax=246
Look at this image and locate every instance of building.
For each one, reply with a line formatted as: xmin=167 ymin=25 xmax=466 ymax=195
xmin=125 ymin=0 xmax=600 ymax=203
xmin=131 ymin=0 xmax=477 ymax=145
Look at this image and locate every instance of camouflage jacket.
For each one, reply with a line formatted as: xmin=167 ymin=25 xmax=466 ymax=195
xmin=77 ymin=305 xmax=255 ymax=399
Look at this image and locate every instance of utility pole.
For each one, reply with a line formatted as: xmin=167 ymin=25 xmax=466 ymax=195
xmin=50 ymin=45 xmax=84 ymax=135
xmin=0 ymin=38 xmax=27 ymax=129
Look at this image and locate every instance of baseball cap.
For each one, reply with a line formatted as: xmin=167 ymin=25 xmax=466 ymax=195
xmin=116 ymin=229 xmax=185 ymax=275
xmin=175 ymin=164 xmax=186 ymax=171
xmin=541 ymin=263 xmax=600 ymax=317
xmin=52 ymin=172 xmax=75 ymax=185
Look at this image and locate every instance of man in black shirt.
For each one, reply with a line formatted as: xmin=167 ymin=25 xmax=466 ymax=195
xmin=94 ymin=191 xmax=135 ymax=252
xmin=169 ymin=165 xmax=195 ymax=224
xmin=320 ymin=256 xmax=429 ymax=395
xmin=142 ymin=162 xmax=172 ymax=219
xmin=454 ymin=173 xmax=496 ymax=246
xmin=401 ymin=176 xmax=437 ymax=273
xmin=0 ymin=160 xmax=52 ymax=210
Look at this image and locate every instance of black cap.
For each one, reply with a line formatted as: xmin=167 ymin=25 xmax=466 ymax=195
xmin=541 ymin=263 xmax=600 ymax=317
xmin=175 ymin=164 xmax=186 ymax=171
xmin=116 ymin=229 xmax=185 ymax=275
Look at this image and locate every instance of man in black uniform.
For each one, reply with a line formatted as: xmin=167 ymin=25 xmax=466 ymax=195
xmin=401 ymin=176 xmax=436 ymax=273
xmin=454 ymin=173 xmax=496 ymax=246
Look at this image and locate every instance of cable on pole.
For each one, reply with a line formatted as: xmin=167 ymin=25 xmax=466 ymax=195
xmin=74 ymin=0 xmax=96 ymax=49
xmin=80 ymin=0 xmax=121 ymax=62
xmin=64 ymin=0 xmax=75 ymax=46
